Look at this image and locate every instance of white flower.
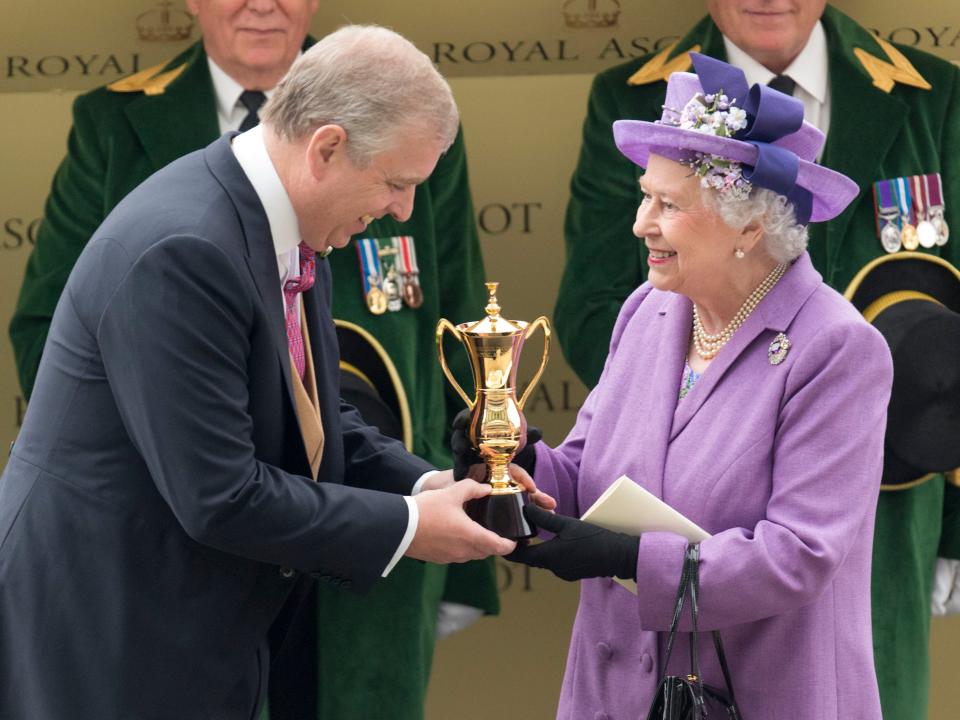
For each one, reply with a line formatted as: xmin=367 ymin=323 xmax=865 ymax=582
xmin=725 ymin=107 xmax=747 ymax=131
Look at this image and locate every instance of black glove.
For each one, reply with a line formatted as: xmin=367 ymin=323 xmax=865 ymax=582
xmin=507 ymin=505 xmax=638 ymax=582
xmin=450 ymin=408 xmax=542 ymax=481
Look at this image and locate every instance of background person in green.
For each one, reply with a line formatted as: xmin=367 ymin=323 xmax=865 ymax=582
xmin=555 ymin=2 xmax=960 ymax=718
xmin=7 ymin=1 xmax=497 ymax=719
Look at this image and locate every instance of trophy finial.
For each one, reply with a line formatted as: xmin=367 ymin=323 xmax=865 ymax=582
xmin=484 ymin=282 xmax=501 ymax=319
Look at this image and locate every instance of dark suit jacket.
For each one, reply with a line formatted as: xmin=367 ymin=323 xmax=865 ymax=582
xmin=0 ymin=134 xmax=432 ymax=720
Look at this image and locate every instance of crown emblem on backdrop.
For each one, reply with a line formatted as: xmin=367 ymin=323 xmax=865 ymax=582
xmin=136 ymin=1 xmax=194 ymax=42
xmin=563 ymin=0 xmax=621 ymax=29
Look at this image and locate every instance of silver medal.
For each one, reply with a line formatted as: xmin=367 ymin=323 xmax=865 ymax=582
xmin=932 ymin=208 xmax=950 ymax=246
xmin=917 ymin=219 xmax=938 ymax=248
xmin=880 ymin=220 xmax=902 ymax=253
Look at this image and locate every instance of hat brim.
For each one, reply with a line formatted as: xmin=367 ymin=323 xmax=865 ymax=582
xmin=843 ymin=251 xmax=960 ymax=312
xmin=613 ymin=119 xmax=860 ymax=223
xmin=844 ymin=253 xmax=960 ymax=487
xmin=335 ymin=319 xmax=413 ymax=452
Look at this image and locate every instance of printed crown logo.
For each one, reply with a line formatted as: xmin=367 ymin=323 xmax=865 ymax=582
xmin=563 ymin=0 xmax=621 ymax=29
xmin=136 ymin=1 xmax=194 ymax=43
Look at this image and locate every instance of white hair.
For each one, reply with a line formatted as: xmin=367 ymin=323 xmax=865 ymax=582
xmin=702 ymin=185 xmax=809 ymax=262
xmin=260 ymin=25 xmax=459 ymax=167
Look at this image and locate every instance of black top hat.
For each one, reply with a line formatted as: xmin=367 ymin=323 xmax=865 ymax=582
xmin=334 ymin=319 xmax=412 ymax=451
xmin=844 ymin=252 xmax=960 ymax=489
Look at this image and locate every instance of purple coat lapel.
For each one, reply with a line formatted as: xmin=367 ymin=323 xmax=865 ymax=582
xmin=670 ymin=254 xmax=822 ymax=441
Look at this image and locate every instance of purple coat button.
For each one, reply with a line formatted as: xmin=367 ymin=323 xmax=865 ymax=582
xmin=596 ymin=642 xmax=612 ymax=660
xmin=642 ymin=652 xmax=654 ymax=673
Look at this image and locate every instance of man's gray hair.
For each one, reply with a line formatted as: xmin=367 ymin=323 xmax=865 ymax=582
xmin=703 ymin=186 xmax=809 ymax=262
xmin=261 ymin=25 xmax=459 ymax=166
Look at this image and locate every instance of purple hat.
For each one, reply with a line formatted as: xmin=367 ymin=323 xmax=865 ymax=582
xmin=613 ymin=53 xmax=859 ymax=224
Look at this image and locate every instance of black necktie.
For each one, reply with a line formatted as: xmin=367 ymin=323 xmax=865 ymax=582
xmin=767 ymin=74 xmax=796 ymax=97
xmin=238 ymin=90 xmax=266 ymax=132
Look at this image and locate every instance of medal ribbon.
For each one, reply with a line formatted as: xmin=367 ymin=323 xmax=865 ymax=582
xmin=927 ymin=173 xmax=944 ymax=207
xmin=398 ymin=236 xmax=419 ymax=275
xmin=873 ymin=179 xmax=898 ymax=237
xmin=357 ymin=238 xmax=383 ymax=296
xmin=912 ymin=174 xmax=927 ymax=219
xmin=894 ymin=177 xmax=913 ymax=224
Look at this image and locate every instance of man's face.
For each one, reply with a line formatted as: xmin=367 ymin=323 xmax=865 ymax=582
xmin=186 ymin=0 xmax=318 ymax=88
xmin=707 ymin=0 xmax=826 ymax=72
xmin=296 ymin=126 xmax=445 ymax=253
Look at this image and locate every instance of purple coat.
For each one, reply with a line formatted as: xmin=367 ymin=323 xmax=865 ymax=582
xmin=535 ymin=254 xmax=892 ymax=720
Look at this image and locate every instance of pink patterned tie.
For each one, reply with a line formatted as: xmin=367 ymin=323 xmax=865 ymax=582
xmin=283 ymin=242 xmax=316 ymax=379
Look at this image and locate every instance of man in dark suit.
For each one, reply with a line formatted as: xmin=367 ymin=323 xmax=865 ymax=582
xmin=9 ymin=2 xmax=500 ymax=718
xmin=554 ymin=2 xmax=960 ymax=717
xmin=0 ymin=25 xmax=523 ymax=720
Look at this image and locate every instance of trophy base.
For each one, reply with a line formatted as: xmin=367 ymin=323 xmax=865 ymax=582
xmin=465 ymin=489 xmax=536 ymax=540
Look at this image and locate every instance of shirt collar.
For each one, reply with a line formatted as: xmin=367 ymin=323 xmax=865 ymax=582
xmin=207 ymin=57 xmax=245 ymax=124
xmin=722 ymin=21 xmax=828 ymax=104
xmin=231 ymin=124 xmax=302 ymax=260
xmin=206 ymin=56 xmax=281 ymax=123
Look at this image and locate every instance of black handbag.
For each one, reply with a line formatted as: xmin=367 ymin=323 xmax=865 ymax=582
xmin=645 ymin=544 xmax=743 ymax=720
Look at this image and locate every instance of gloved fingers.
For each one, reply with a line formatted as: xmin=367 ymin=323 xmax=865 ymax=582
xmin=464 ymin=463 xmax=488 ymax=482
xmin=452 ymin=408 xmax=472 ymax=431
xmin=522 ymin=503 xmax=567 ymax=534
xmin=526 ymin=425 xmax=543 ymax=445
xmin=505 ymin=538 xmax=547 ymax=567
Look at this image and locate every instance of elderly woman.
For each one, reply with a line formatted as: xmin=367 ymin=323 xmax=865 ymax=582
xmin=469 ymin=55 xmax=893 ymax=719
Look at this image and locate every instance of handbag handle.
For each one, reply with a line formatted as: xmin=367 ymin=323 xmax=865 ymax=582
xmin=659 ymin=544 xmax=741 ymax=715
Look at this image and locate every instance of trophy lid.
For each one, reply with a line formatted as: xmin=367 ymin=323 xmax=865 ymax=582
xmin=462 ymin=282 xmax=526 ymax=335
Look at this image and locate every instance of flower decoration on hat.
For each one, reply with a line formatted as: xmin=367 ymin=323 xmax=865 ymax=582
xmin=669 ymin=89 xmax=751 ymax=201
xmin=661 ymin=53 xmax=812 ymax=222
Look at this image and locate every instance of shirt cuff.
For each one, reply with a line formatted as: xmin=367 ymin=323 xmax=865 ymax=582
xmin=382 ymin=495 xmax=419 ymax=577
xmin=411 ymin=470 xmax=438 ymax=495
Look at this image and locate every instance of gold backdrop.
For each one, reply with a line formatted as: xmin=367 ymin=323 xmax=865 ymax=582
xmin=1 ymin=2 xmax=958 ymax=718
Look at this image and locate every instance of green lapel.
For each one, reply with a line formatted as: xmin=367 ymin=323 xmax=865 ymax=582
xmin=124 ymin=42 xmax=220 ymax=173
xmin=813 ymin=7 xmax=908 ymax=273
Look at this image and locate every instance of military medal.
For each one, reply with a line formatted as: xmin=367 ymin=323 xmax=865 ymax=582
xmin=357 ymin=238 xmax=387 ymax=315
xmin=894 ymin=177 xmax=919 ymax=250
xmin=873 ymin=180 xmax=902 ymax=254
xmin=912 ymin=174 xmax=938 ymax=249
xmin=927 ymin=173 xmax=950 ymax=246
xmin=394 ymin=235 xmax=424 ymax=309
xmin=382 ymin=266 xmax=403 ymax=312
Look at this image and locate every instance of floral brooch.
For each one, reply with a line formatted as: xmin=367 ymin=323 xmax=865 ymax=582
xmin=768 ymin=333 xmax=791 ymax=365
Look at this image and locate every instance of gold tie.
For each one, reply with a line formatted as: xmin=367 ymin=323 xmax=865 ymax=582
xmin=289 ymin=297 xmax=324 ymax=480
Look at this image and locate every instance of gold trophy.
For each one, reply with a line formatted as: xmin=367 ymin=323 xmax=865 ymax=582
xmin=436 ymin=282 xmax=550 ymax=539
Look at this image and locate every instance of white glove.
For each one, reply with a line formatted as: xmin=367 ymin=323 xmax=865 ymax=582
xmin=931 ymin=557 xmax=960 ymax=616
xmin=435 ymin=601 xmax=484 ymax=639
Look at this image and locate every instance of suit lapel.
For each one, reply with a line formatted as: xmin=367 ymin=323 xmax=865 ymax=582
xmin=301 ymin=262 xmax=341 ymax=480
xmin=124 ymin=42 xmax=220 ymax=173
xmin=201 ymin=137 xmax=300 ymax=417
xmin=815 ymin=8 xmax=908 ymax=275
xmin=670 ymin=255 xmax=821 ymax=441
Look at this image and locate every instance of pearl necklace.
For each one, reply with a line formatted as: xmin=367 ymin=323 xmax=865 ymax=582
xmin=692 ymin=262 xmax=789 ymax=360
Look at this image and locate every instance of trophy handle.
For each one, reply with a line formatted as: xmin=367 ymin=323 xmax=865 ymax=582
xmin=517 ymin=316 xmax=551 ymax=411
xmin=436 ymin=318 xmax=475 ymax=409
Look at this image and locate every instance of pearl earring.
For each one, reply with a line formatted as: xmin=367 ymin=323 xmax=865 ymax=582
xmin=735 ymin=248 xmax=745 ymax=259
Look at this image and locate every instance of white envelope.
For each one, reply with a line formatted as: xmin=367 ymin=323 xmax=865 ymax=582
xmin=580 ymin=475 xmax=710 ymax=593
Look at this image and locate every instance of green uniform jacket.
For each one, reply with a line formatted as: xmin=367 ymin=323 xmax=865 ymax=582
xmin=556 ymin=7 xmax=960 ymax=719
xmin=9 ymin=41 xmax=498 ymax=720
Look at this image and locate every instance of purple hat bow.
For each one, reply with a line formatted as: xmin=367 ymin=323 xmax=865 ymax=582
xmin=690 ymin=53 xmax=814 ymax=224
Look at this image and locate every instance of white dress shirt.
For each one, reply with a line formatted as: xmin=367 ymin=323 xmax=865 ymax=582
xmin=206 ymin=58 xmax=276 ymax=135
xmin=723 ymin=21 xmax=831 ymax=147
xmin=231 ymin=125 xmax=431 ymax=577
